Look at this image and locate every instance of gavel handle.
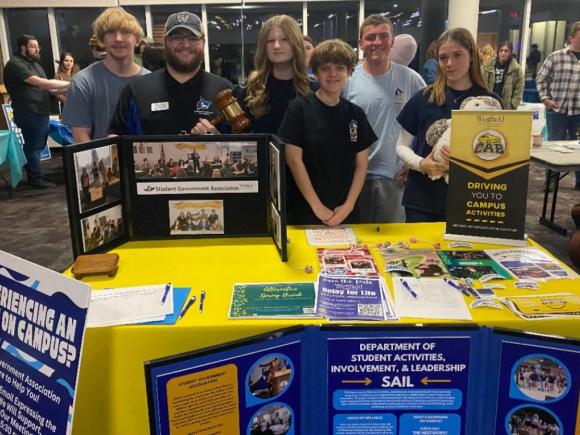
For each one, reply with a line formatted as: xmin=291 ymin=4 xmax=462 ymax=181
xmin=209 ymin=115 xmax=223 ymax=126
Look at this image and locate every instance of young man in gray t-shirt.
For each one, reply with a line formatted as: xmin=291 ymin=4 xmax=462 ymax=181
xmin=343 ymin=14 xmax=425 ymax=223
xmin=62 ymin=7 xmax=149 ymax=143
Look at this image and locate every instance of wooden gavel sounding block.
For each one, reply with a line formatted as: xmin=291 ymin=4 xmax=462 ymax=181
xmin=209 ymin=88 xmax=251 ymax=133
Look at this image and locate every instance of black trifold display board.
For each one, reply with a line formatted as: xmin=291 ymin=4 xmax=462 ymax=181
xmin=62 ymin=134 xmax=287 ymax=261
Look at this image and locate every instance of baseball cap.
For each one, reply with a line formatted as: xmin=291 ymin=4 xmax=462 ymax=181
xmin=164 ymin=12 xmax=203 ymax=38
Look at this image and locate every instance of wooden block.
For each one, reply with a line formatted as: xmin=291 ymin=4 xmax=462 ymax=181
xmin=71 ymin=253 xmax=119 ymax=279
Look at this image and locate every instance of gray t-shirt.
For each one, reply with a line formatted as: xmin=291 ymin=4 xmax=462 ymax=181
xmin=62 ymin=61 xmax=149 ymax=140
xmin=343 ymin=62 xmax=425 ymax=179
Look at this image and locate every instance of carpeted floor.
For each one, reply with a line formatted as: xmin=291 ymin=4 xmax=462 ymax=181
xmin=0 ymin=150 xmax=579 ymax=273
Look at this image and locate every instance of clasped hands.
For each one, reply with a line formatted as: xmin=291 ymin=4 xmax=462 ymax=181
xmin=313 ymin=202 xmax=353 ymax=227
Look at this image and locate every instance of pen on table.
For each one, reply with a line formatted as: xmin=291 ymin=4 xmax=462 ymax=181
xmin=178 ymin=296 xmax=196 ymax=320
xmin=161 ymin=283 xmax=171 ymax=304
xmin=400 ymin=278 xmax=418 ymax=299
xmin=465 ymin=284 xmax=481 ymax=299
xmin=199 ymin=290 xmax=206 ymax=313
xmin=443 ymin=278 xmax=471 ymax=297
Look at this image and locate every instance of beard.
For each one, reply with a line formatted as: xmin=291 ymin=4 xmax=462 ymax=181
xmin=27 ymin=51 xmax=40 ymax=61
xmin=165 ymin=46 xmax=203 ymax=73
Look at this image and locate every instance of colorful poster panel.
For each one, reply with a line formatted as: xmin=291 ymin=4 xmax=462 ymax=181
xmin=0 ymin=250 xmax=91 ymax=435
xmin=269 ymin=142 xmax=281 ymax=210
xmin=133 ymin=140 xmax=258 ymax=180
xmin=73 ymin=144 xmax=121 ymax=214
xmin=80 ymin=204 xmax=124 ymax=252
xmin=446 ymin=111 xmax=532 ymax=245
xmin=323 ymin=327 xmax=483 ymax=435
xmin=145 ymin=329 xmax=304 ymax=435
xmin=169 ymin=200 xmax=224 ymax=235
xmin=487 ymin=330 xmax=580 ymax=435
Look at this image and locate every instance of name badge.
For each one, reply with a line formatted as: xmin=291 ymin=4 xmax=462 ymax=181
xmin=151 ymin=102 xmax=169 ymax=112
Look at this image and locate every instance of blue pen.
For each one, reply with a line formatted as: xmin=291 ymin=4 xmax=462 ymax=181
xmin=199 ymin=290 xmax=206 ymax=313
xmin=178 ymin=296 xmax=196 ymax=319
xmin=465 ymin=285 xmax=481 ymax=299
xmin=400 ymin=279 xmax=418 ymax=299
xmin=161 ymin=283 xmax=171 ymax=304
xmin=444 ymin=278 xmax=470 ymax=297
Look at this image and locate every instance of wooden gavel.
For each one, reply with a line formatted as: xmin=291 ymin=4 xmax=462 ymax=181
xmin=209 ymin=88 xmax=251 ymax=133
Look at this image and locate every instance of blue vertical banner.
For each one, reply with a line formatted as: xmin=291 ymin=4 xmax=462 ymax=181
xmin=489 ymin=332 xmax=580 ymax=435
xmin=0 ymin=250 xmax=91 ymax=434
xmin=325 ymin=330 xmax=478 ymax=435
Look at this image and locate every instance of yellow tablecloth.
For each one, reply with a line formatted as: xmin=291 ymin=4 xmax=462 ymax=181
xmin=67 ymin=223 xmax=580 ymax=435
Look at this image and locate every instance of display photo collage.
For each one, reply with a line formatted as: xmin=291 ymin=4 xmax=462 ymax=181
xmin=169 ymin=200 xmax=224 ymax=235
xmin=71 ymin=143 xmax=125 ymax=254
xmin=133 ymin=140 xmax=258 ymax=180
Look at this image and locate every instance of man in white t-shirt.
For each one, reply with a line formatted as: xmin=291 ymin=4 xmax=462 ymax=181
xmin=62 ymin=7 xmax=149 ymax=143
xmin=343 ymin=14 xmax=425 ymax=223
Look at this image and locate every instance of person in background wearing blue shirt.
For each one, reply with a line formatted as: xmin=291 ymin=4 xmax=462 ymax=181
xmin=396 ymin=28 xmax=502 ymax=222
xmin=422 ymin=40 xmax=439 ymax=85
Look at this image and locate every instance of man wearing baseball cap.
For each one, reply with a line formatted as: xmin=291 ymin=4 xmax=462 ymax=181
xmin=109 ymin=11 xmax=232 ymax=136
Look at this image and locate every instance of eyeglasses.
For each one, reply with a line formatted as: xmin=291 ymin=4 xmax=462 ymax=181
xmin=167 ymin=34 xmax=202 ymax=45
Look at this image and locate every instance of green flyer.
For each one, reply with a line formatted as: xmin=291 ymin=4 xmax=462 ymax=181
xmin=229 ymin=282 xmax=317 ymax=318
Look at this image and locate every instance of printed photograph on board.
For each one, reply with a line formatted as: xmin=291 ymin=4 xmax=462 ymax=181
xmin=506 ymin=406 xmax=560 ymax=435
xmin=247 ymin=354 xmax=293 ymax=400
xmin=169 ymin=200 xmax=224 ymax=235
xmin=270 ymin=142 xmax=281 ymax=210
xmin=249 ymin=404 xmax=293 ymax=435
xmin=514 ymin=356 xmax=569 ymax=401
xmin=133 ymin=141 xmax=257 ymax=180
xmin=271 ymin=202 xmax=282 ymax=249
xmin=74 ymin=145 xmax=121 ymax=213
xmin=81 ymin=204 xmax=124 ymax=252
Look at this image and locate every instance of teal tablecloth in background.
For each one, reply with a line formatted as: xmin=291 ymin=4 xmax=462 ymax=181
xmin=0 ymin=130 xmax=27 ymax=187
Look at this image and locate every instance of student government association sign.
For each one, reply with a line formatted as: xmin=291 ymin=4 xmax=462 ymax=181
xmin=445 ymin=111 xmax=532 ymax=245
xmin=0 ymin=250 xmax=90 ymax=435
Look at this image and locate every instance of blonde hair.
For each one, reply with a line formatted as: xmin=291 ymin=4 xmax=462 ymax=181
xmin=425 ymin=28 xmax=487 ymax=106
xmin=310 ymin=39 xmax=357 ymax=74
xmin=93 ymin=7 xmax=144 ymax=46
xmin=478 ymin=43 xmax=496 ymax=65
xmin=245 ymin=15 xmax=311 ymax=118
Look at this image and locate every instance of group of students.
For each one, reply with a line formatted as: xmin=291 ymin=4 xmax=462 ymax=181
xmin=5 ymin=5 xmax=504 ymax=225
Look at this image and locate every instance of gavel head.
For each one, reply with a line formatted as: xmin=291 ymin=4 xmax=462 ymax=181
xmin=212 ymin=89 xmax=251 ymax=133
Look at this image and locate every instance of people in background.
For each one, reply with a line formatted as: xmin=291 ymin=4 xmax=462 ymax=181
xmin=109 ymin=11 xmax=231 ymax=135
xmin=478 ymin=43 xmax=496 ymax=66
xmin=342 ymin=14 xmax=425 ymax=224
xmin=303 ymin=35 xmax=316 ymax=79
xmin=62 ymin=7 xmax=149 ymax=143
xmin=422 ymin=40 xmax=439 ymax=84
xmin=482 ymin=41 xmax=524 ymax=109
xmin=536 ymin=21 xmax=580 ymax=190
xmin=3 ymin=34 xmax=69 ymax=188
xmin=237 ymin=15 xmax=314 ymax=134
xmin=54 ymin=51 xmax=79 ymax=107
xmin=134 ymin=36 xmax=153 ymax=66
xmin=279 ymin=39 xmax=375 ymax=226
xmin=527 ymin=43 xmax=541 ymax=79
xmin=390 ymin=34 xmax=418 ymax=67
xmin=396 ymin=28 xmax=502 ymax=222
xmin=88 ymin=33 xmax=106 ymax=62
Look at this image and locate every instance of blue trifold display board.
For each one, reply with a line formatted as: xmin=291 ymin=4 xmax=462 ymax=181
xmin=144 ymin=326 xmax=580 ymax=435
